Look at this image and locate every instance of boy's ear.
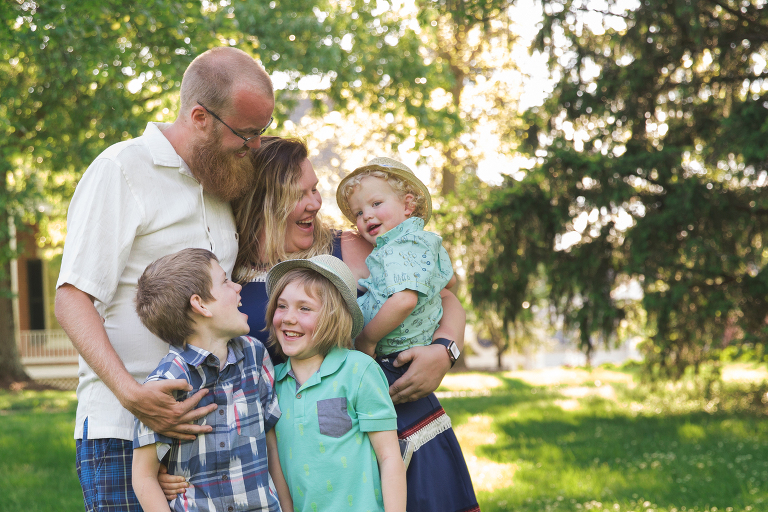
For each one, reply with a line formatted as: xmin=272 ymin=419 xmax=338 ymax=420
xmin=403 ymin=193 xmax=416 ymax=217
xmin=190 ymin=294 xmax=213 ymax=318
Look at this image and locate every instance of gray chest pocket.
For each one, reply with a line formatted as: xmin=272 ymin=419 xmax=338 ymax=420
xmin=317 ymin=397 xmax=352 ymax=438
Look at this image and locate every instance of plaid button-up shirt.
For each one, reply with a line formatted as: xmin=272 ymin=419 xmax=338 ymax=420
xmin=133 ymin=336 xmax=282 ymax=512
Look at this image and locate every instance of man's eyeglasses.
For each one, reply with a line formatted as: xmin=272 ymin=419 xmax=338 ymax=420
xmin=197 ymin=101 xmax=273 ymax=144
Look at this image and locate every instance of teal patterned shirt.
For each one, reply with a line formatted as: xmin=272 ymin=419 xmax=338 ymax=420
xmin=358 ymin=217 xmax=454 ymax=356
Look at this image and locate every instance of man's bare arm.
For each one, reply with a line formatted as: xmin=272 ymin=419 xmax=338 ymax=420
xmin=55 ymin=284 xmax=216 ymax=439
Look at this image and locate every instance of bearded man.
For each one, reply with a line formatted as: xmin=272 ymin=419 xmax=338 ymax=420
xmin=54 ymin=47 xmax=274 ymax=512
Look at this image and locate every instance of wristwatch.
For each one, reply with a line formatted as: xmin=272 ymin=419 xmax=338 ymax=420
xmin=432 ymin=338 xmax=460 ymax=368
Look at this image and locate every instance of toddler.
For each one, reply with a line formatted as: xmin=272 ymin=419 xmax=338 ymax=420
xmin=337 ymin=158 xmax=480 ymax=512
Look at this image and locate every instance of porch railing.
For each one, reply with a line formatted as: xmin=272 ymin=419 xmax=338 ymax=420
xmin=18 ymin=329 xmax=79 ymax=365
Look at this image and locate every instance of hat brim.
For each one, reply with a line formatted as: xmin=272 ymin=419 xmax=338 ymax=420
xmin=336 ymin=164 xmax=433 ymax=225
xmin=266 ymin=258 xmax=365 ymax=339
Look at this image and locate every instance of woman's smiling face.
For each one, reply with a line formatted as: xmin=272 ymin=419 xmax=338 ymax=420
xmin=284 ymin=159 xmax=322 ymax=254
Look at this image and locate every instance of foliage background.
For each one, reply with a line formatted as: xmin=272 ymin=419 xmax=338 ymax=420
xmin=3 ymin=0 xmax=768 ymax=381
xmin=455 ymin=0 xmax=768 ymax=375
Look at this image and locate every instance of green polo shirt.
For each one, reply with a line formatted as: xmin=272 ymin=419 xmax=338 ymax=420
xmin=274 ymin=348 xmax=397 ymax=512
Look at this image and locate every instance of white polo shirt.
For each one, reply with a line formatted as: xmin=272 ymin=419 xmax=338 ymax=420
xmin=57 ymin=122 xmax=239 ymax=441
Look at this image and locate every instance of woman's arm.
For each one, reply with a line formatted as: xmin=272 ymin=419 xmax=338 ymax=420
xmin=433 ymin=288 xmax=465 ymax=350
xmin=369 ymin=430 xmax=407 ymax=512
xmin=355 ymin=290 xmax=418 ymax=357
xmin=339 ymin=230 xmax=374 ymax=284
xmin=388 ymin=288 xmax=466 ymax=404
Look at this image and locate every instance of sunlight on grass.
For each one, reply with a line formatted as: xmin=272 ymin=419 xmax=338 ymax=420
xmin=721 ymin=363 xmax=768 ymax=383
xmin=5 ymin=366 xmax=768 ymax=512
xmin=0 ymin=389 xmax=77 ymax=412
xmin=441 ymin=372 xmax=505 ymax=391
xmin=510 ymin=367 xmax=636 ymax=387
xmin=453 ymin=414 xmax=517 ymax=492
xmin=441 ymin=366 xmax=768 ymax=512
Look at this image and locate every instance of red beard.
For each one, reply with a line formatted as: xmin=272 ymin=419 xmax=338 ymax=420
xmin=188 ymin=129 xmax=255 ymax=202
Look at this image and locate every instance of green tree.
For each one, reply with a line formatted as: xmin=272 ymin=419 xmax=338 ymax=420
xmin=467 ymin=0 xmax=768 ymax=376
xmin=0 ymin=0 xmax=223 ymax=384
xmin=2 ymin=0 xmax=526 ymax=384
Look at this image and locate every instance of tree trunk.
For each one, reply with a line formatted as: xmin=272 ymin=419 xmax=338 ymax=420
xmin=0 ymin=260 xmax=30 ymax=388
xmin=584 ymin=347 xmax=593 ymax=369
xmin=442 ymin=167 xmax=457 ymax=196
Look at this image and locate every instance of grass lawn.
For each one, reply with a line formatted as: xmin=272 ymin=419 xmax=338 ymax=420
xmin=0 ymin=390 xmax=82 ymax=512
xmin=439 ymin=366 xmax=768 ymax=512
xmin=2 ymin=365 xmax=767 ymax=512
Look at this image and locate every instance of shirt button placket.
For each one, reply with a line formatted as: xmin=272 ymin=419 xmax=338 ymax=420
xmin=295 ymin=389 xmax=305 ymax=422
xmin=214 ymin=381 xmax=228 ymax=468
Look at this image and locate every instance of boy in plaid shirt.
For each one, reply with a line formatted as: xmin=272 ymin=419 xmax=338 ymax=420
xmin=131 ymin=248 xmax=292 ymax=512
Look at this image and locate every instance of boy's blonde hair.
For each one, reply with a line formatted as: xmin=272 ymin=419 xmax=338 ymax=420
xmin=338 ymin=169 xmax=428 ymax=221
xmin=265 ymin=268 xmax=354 ymax=358
xmin=136 ymin=248 xmax=219 ymax=347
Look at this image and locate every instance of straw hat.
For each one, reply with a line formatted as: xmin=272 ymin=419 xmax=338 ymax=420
xmin=336 ymin=157 xmax=433 ymax=225
xmin=266 ymin=255 xmax=364 ymax=338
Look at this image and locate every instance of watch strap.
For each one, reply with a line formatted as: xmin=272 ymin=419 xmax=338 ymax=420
xmin=432 ymin=337 xmax=459 ymax=368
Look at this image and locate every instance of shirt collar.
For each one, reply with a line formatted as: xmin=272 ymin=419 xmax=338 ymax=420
xmin=274 ymin=348 xmax=350 ymax=386
xmin=275 ymin=359 xmax=292 ymax=382
xmin=375 ymin=216 xmax=424 ymax=247
xmin=143 ymin=122 xmax=195 ymax=178
xmin=172 ymin=337 xmax=244 ymax=369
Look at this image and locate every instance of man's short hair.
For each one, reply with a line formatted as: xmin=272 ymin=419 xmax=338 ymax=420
xmin=180 ymin=47 xmax=273 ymax=116
xmin=136 ymin=248 xmax=218 ymax=347
xmin=265 ymin=268 xmax=354 ymax=358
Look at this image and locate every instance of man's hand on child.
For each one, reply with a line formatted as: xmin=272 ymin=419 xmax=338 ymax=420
xmin=157 ymin=464 xmax=188 ymax=500
xmin=127 ymin=379 xmax=217 ymax=440
xmin=389 ymin=344 xmax=451 ymax=404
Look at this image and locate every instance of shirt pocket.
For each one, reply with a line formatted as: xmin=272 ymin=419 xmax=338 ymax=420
xmin=317 ymin=397 xmax=352 ymax=438
xmin=233 ymin=389 xmax=264 ymax=438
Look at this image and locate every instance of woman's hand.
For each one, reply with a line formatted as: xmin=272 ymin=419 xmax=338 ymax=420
xmin=388 ymin=344 xmax=451 ymax=404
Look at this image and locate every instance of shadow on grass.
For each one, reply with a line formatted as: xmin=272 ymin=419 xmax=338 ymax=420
xmin=442 ymin=386 xmax=768 ymax=512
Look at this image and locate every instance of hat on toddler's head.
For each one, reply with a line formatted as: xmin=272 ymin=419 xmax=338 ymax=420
xmin=336 ymin=157 xmax=433 ymax=225
xmin=266 ymin=254 xmax=365 ymax=338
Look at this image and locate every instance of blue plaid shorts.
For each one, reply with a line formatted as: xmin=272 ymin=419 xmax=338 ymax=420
xmin=75 ymin=418 xmax=143 ymax=512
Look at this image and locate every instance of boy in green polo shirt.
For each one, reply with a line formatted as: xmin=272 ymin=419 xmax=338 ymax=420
xmin=264 ymin=255 xmax=406 ymax=512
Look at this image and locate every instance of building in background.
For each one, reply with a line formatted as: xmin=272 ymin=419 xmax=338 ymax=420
xmin=13 ymin=224 xmax=78 ymax=389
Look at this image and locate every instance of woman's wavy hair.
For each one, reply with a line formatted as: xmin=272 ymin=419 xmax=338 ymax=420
xmin=233 ymin=136 xmax=333 ymax=281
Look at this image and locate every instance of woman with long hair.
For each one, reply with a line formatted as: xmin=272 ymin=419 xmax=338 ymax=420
xmin=232 ymin=136 xmax=465 ymax=404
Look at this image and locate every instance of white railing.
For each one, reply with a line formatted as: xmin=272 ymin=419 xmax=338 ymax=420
xmin=18 ymin=329 xmax=79 ymax=365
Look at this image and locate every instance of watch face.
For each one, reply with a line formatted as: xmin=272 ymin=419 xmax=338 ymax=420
xmin=449 ymin=342 xmax=460 ymax=360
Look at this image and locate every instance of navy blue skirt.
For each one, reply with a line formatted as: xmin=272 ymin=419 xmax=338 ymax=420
xmin=378 ymin=353 xmax=480 ymax=512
